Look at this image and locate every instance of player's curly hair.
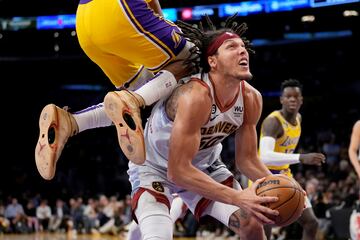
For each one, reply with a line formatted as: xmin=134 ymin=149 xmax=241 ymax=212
xmin=281 ymin=79 xmax=303 ymax=93
xmin=177 ymin=14 xmax=254 ymax=73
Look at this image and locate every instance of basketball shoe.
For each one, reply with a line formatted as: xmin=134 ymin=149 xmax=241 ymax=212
xmin=104 ymin=90 xmax=145 ymax=165
xmin=35 ymin=104 xmax=78 ymax=180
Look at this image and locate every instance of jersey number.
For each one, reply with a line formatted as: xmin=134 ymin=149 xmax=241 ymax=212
xmin=200 ymin=136 xmax=224 ymax=150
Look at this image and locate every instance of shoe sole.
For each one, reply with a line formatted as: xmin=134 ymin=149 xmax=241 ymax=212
xmin=35 ymin=104 xmax=59 ymax=180
xmin=104 ymin=92 xmax=145 ymax=165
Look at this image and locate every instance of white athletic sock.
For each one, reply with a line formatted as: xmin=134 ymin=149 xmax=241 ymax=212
xmin=73 ymin=103 xmax=112 ymax=133
xmin=127 ymin=68 xmax=154 ymax=91
xmin=134 ymin=70 xmax=177 ymax=106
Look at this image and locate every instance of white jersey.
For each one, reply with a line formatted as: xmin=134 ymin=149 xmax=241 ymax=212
xmin=128 ymin=72 xmax=245 ymax=193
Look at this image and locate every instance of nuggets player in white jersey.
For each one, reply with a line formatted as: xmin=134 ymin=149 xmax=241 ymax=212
xmin=35 ymin=0 xmax=196 ymax=180
xmin=258 ymin=79 xmax=325 ymax=240
xmin=349 ymin=120 xmax=360 ymax=179
xmin=349 ymin=120 xmax=360 ymax=240
xmin=128 ymin=18 xmax=280 ymax=240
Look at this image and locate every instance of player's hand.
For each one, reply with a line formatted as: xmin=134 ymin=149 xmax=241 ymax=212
xmin=163 ymin=59 xmax=196 ymax=80
xmin=300 ymin=153 xmax=326 ymax=166
xmin=235 ymin=177 xmax=279 ymax=225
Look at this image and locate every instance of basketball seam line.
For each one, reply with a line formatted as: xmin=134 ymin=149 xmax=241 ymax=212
xmin=279 ymin=189 xmax=302 ymax=226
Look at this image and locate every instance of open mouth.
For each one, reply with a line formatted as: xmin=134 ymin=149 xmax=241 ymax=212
xmin=239 ymin=59 xmax=248 ymax=66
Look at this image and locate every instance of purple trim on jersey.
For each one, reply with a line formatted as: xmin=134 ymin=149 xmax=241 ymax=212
xmin=73 ymin=103 xmax=103 ymax=114
xmin=79 ymin=0 xmax=93 ymax=4
xmin=123 ymin=65 xmax=144 ymax=89
xmin=119 ymin=0 xmax=186 ymax=66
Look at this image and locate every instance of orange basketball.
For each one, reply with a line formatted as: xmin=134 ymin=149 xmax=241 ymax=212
xmin=256 ymin=174 xmax=305 ymax=227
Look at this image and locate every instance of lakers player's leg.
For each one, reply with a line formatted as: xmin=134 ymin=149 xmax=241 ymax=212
xmin=296 ymin=201 xmax=319 ymax=240
xmin=87 ymin=0 xmax=192 ymax=105
xmin=35 ymin=9 xmax=152 ymax=180
xmin=35 ymin=102 xmax=115 ymax=180
xmin=76 ymin=0 xmax=192 ymax=163
xmin=107 ymin=0 xmax=192 ymax=106
xmin=77 ymin=2 xmax=155 ymax=164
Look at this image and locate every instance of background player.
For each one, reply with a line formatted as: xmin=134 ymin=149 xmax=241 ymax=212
xmin=258 ymin=79 xmax=325 ymax=240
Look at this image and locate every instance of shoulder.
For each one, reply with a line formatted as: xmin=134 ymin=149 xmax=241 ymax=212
xmin=355 ymin=120 xmax=360 ymax=129
xmin=243 ymin=81 xmax=262 ymax=112
xmin=243 ymin=81 xmax=262 ymax=102
xmin=297 ymin=113 xmax=302 ymax=123
xmin=166 ymin=80 xmax=212 ymax=122
xmin=242 ymin=81 xmax=262 ymax=124
xmin=263 ymin=114 xmax=281 ymax=127
xmin=178 ymin=79 xmax=212 ymax=104
xmin=261 ymin=112 xmax=283 ymax=137
xmin=353 ymin=120 xmax=360 ymax=133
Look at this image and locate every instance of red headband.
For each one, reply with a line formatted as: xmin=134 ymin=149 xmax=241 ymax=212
xmin=206 ymin=32 xmax=240 ymax=58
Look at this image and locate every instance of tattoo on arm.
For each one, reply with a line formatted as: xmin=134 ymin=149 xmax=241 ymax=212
xmin=165 ymin=82 xmax=194 ymax=120
xmin=240 ymin=208 xmax=249 ymax=219
xmin=229 ymin=214 xmax=240 ymax=228
xmin=229 ymin=208 xmax=249 ymax=229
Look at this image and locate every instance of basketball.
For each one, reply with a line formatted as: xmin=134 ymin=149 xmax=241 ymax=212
xmin=256 ymin=174 xmax=305 ymax=227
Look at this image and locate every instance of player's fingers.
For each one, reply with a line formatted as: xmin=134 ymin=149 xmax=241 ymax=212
xmin=251 ymin=177 xmax=265 ymax=190
xmin=258 ymin=195 xmax=279 ymax=204
xmin=257 ymin=204 xmax=279 ymax=217
xmin=252 ymin=210 xmax=275 ymax=225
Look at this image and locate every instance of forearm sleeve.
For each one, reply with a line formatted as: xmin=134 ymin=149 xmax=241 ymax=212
xmin=259 ymin=136 xmax=300 ymax=166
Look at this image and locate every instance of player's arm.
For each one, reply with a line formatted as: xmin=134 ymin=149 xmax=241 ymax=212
xmin=259 ymin=114 xmax=301 ymax=166
xmin=235 ymin=82 xmax=272 ymax=182
xmin=259 ymin=116 xmax=325 ymax=166
xmin=349 ymin=121 xmax=360 ymax=178
xmin=147 ymin=0 xmax=163 ymax=16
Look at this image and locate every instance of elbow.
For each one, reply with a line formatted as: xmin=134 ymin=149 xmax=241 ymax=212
xmin=168 ymin=164 xmax=188 ymax=186
xmin=167 ymin=170 xmax=176 ymax=183
xmin=167 ymin=168 xmax=181 ymax=185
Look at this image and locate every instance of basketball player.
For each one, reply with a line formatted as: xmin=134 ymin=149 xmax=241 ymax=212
xmin=348 ymin=120 xmax=360 ymax=240
xmin=127 ymin=17 xmax=281 ymax=240
xmin=258 ymin=79 xmax=325 ymax=240
xmin=35 ymin=0 xmax=196 ymax=180
xmin=348 ymin=120 xmax=360 ymax=179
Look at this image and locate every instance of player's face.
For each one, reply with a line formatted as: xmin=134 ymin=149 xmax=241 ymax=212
xmin=212 ymin=38 xmax=252 ymax=81
xmin=280 ymin=87 xmax=303 ymax=114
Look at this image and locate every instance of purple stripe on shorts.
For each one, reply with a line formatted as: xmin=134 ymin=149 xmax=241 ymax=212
xmin=123 ymin=65 xmax=144 ymax=89
xmin=79 ymin=0 xmax=93 ymax=4
xmin=120 ymin=0 xmax=186 ymax=58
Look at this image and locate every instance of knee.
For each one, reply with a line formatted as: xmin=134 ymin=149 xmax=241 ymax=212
xmin=139 ymin=214 xmax=173 ymax=240
xmin=304 ymin=217 xmax=319 ymax=233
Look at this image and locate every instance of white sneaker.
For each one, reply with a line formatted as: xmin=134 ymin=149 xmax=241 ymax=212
xmin=104 ymin=91 xmax=145 ymax=165
xmin=35 ymin=104 xmax=78 ymax=180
